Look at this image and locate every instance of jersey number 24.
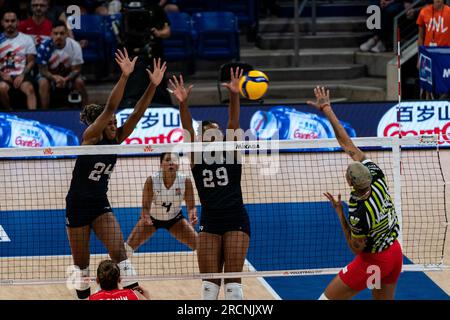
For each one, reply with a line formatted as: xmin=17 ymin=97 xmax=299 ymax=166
xmin=88 ymin=162 xmax=114 ymax=181
xmin=203 ymin=167 xmax=229 ymax=188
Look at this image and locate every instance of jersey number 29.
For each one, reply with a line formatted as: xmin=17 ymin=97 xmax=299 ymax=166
xmin=88 ymin=162 xmax=114 ymax=181
xmin=202 ymin=167 xmax=229 ymax=188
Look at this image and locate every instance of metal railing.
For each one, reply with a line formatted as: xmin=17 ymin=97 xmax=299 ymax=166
xmin=293 ymin=0 xmax=318 ymax=67
xmin=393 ymin=0 xmax=423 ymax=53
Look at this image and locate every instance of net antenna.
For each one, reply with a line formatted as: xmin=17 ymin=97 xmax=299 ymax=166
xmin=395 ymin=27 xmax=403 ymax=247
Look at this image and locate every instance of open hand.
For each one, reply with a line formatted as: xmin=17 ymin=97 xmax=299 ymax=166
xmin=307 ymin=86 xmax=331 ymax=111
xmin=147 ymin=58 xmax=167 ymax=86
xmin=115 ymin=48 xmax=137 ymax=77
xmin=222 ymin=67 xmax=244 ymax=94
xmin=168 ymin=75 xmax=193 ymax=104
xmin=323 ymin=192 xmax=343 ymax=212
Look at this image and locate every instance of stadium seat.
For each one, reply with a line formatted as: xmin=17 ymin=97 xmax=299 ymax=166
xmin=72 ymin=14 xmax=107 ymax=78
xmin=163 ymin=12 xmax=195 ymax=63
xmin=192 ymin=12 xmax=240 ymax=61
xmin=103 ymin=13 xmax=122 ymax=60
xmin=217 ymin=61 xmax=254 ymax=104
xmin=218 ymin=0 xmax=258 ymax=29
xmin=176 ymin=0 xmax=219 ymax=14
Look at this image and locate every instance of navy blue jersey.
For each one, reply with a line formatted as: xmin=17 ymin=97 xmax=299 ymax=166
xmin=191 ymin=151 xmax=245 ymax=218
xmin=68 ymin=137 xmax=117 ymax=198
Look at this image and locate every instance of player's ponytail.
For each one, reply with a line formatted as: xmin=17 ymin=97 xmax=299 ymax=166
xmin=80 ymin=104 xmax=106 ymax=126
xmin=97 ymin=260 xmax=120 ymax=291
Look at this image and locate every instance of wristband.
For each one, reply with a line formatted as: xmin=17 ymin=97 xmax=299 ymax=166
xmin=320 ymin=103 xmax=331 ymax=111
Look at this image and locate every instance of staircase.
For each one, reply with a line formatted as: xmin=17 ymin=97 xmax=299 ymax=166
xmin=247 ymin=0 xmax=389 ymax=104
xmin=87 ymin=0 xmax=392 ymax=105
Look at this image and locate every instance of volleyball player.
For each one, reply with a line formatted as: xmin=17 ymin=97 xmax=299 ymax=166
xmin=125 ymin=152 xmax=198 ymax=255
xmin=307 ymin=86 xmax=403 ymax=300
xmin=65 ymin=49 xmax=167 ymax=299
xmin=89 ymin=260 xmax=150 ymax=300
xmin=168 ymin=68 xmax=249 ymax=300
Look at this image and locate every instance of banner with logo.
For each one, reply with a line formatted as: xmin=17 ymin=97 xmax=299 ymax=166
xmin=378 ymin=101 xmax=450 ymax=145
xmin=2 ymin=101 xmax=449 ymax=149
xmin=419 ymin=46 xmax=450 ymax=96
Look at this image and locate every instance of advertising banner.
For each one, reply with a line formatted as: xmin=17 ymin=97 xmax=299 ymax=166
xmin=378 ymin=101 xmax=450 ymax=144
xmin=1 ymin=101 xmax=449 ymax=149
xmin=419 ymin=46 xmax=450 ymax=96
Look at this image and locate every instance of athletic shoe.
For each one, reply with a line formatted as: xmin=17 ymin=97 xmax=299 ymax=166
xmin=370 ymin=41 xmax=386 ymax=53
xmin=360 ymin=37 xmax=377 ymax=52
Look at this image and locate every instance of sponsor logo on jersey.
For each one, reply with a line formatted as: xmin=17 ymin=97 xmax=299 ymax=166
xmin=349 ymin=216 xmax=360 ymax=226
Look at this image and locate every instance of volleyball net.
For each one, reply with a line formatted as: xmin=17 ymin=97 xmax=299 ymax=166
xmin=0 ymin=135 xmax=447 ymax=285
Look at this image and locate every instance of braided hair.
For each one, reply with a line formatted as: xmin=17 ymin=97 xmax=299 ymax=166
xmin=80 ymin=104 xmax=106 ymax=126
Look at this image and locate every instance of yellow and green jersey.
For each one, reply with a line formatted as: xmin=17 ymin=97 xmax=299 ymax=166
xmin=348 ymin=160 xmax=400 ymax=253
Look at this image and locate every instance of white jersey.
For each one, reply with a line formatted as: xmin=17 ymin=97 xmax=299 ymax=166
xmin=151 ymin=171 xmax=186 ymax=221
xmin=0 ymin=32 xmax=36 ymax=76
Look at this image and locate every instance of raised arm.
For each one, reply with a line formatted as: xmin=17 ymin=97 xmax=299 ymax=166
xmin=169 ymin=75 xmax=195 ymax=142
xmin=307 ymin=86 xmax=366 ymax=162
xmin=82 ymin=49 xmax=137 ymax=143
xmin=184 ymin=177 xmax=198 ymax=226
xmin=141 ymin=177 xmax=154 ymax=226
xmin=222 ymin=67 xmax=244 ymax=131
xmin=117 ymin=58 xmax=167 ymax=143
xmin=324 ymin=193 xmax=366 ymax=255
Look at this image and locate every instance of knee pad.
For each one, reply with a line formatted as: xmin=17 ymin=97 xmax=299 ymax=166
xmin=202 ymin=281 xmax=220 ymax=300
xmin=224 ymin=282 xmax=243 ymax=300
xmin=118 ymin=259 xmax=138 ymax=288
xmin=124 ymin=242 xmax=134 ymax=259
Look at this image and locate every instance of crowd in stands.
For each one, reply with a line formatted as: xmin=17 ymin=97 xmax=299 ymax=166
xmin=0 ymin=0 xmax=449 ymax=110
xmin=1 ymin=0 xmax=88 ymax=110
xmin=360 ymin=0 xmax=450 ymax=53
xmin=0 ymin=0 xmax=176 ymax=110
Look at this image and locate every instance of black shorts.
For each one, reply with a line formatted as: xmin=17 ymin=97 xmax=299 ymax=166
xmin=0 ymin=74 xmax=34 ymax=87
xmin=65 ymin=194 xmax=113 ymax=228
xmin=199 ymin=208 xmax=251 ymax=237
xmin=150 ymin=211 xmax=184 ymax=230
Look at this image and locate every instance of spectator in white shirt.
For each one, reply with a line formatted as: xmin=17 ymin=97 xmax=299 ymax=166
xmin=36 ymin=20 xmax=87 ymax=108
xmin=0 ymin=10 xmax=37 ymax=110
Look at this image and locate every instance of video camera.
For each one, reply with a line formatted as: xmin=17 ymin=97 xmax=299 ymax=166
xmin=121 ymin=1 xmax=159 ymax=56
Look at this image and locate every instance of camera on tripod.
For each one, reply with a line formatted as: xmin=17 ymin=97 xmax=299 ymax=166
xmin=121 ymin=1 xmax=158 ymax=57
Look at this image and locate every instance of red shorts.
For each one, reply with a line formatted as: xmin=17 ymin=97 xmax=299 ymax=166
xmin=338 ymin=240 xmax=403 ymax=291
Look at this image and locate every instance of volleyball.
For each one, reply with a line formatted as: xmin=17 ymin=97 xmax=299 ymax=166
xmin=239 ymin=70 xmax=269 ymax=100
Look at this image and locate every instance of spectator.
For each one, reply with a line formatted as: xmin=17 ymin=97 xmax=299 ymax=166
xmin=0 ymin=11 xmax=37 ymax=110
xmin=36 ymin=20 xmax=87 ymax=108
xmin=78 ymin=0 xmax=112 ymax=16
xmin=417 ymin=0 xmax=450 ymax=47
xmin=360 ymin=1 xmax=413 ymax=53
xmin=159 ymin=0 xmax=179 ymax=13
xmin=0 ymin=0 xmax=29 ymax=21
xmin=417 ymin=0 xmax=450 ymax=99
xmin=47 ymin=0 xmax=75 ymax=38
xmin=18 ymin=0 xmax=53 ymax=46
xmin=121 ymin=1 xmax=171 ymax=106
xmin=260 ymin=0 xmax=280 ymax=17
xmin=89 ymin=260 xmax=150 ymax=300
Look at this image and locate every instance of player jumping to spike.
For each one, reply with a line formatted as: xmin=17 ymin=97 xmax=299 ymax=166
xmin=308 ymin=86 xmax=403 ymax=300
